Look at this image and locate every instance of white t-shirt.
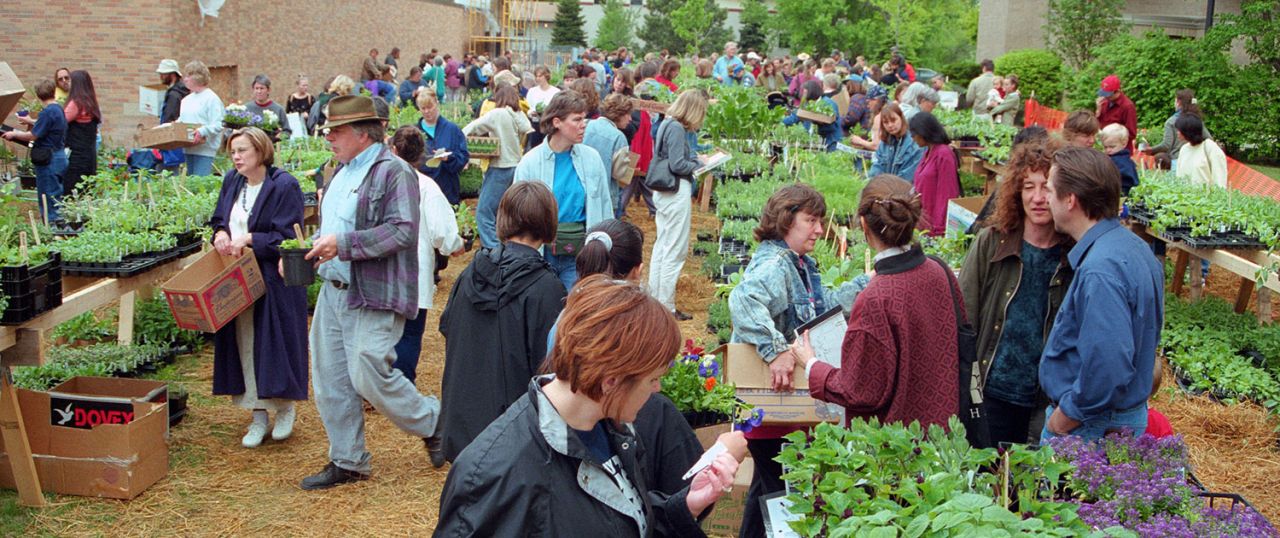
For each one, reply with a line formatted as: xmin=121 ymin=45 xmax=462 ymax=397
xmin=526 ymin=85 xmax=561 ymax=112
xmin=417 ymin=172 xmax=464 ymax=309
xmin=229 ymin=182 xmax=264 ymax=240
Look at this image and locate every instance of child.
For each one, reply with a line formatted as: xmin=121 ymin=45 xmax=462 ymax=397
xmin=984 ymin=76 xmax=1004 ymax=122
xmin=1146 ymin=357 xmax=1174 ymax=438
xmin=1100 ymin=123 xmax=1139 ymax=195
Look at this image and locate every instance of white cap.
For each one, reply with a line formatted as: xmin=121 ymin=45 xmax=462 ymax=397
xmin=156 ymin=59 xmax=182 ymax=75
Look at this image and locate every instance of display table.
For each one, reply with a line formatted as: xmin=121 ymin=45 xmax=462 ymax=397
xmin=1130 ymin=222 xmax=1277 ymax=323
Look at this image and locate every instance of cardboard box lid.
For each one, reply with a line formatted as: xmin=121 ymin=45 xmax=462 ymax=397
xmin=162 ymin=248 xmax=260 ymax=293
xmin=948 ymin=195 xmax=987 ymax=215
xmin=717 ymin=343 xmax=809 ymax=390
xmin=51 ymin=376 xmax=167 ymax=403
xmin=0 ymin=62 xmax=26 ymax=122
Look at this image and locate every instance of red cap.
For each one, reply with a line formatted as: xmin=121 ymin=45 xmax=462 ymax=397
xmin=1097 ymin=74 xmax=1121 ymax=97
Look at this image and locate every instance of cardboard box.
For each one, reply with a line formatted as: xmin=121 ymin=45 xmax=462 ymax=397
xmin=161 ymin=249 xmax=266 ymax=333
xmin=959 ymin=155 xmax=986 ymax=176
xmin=631 ymin=98 xmax=668 ymax=114
xmin=703 ymin=457 xmax=754 ymax=537
xmin=137 ymin=122 xmax=200 ymax=150
xmin=695 ymin=423 xmax=731 ymax=451
xmin=0 ymin=63 xmax=24 ymax=122
xmin=0 ymin=377 xmax=169 ymax=500
xmin=139 ymin=84 xmax=168 ymax=117
xmin=947 ymin=195 xmax=988 ymax=235
xmin=717 ymin=343 xmax=844 ymax=425
xmin=795 ymin=109 xmax=836 ymax=125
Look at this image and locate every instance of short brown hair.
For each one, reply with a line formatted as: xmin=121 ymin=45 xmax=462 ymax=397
xmin=1050 ymin=146 xmax=1120 ymax=221
xmin=600 ymin=93 xmax=633 ymax=124
xmin=755 ymin=184 xmax=827 ymax=242
xmin=988 ymin=137 xmax=1064 ymax=234
xmin=660 ymin=59 xmax=680 ymax=80
xmin=545 ymin=275 xmax=680 ymax=422
xmin=539 ymin=90 xmax=589 ymax=135
xmin=493 ymin=85 xmax=521 ymax=112
xmin=569 ymin=78 xmax=600 ymax=114
xmin=225 ymin=127 xmax=276 ymax=167
xmin=857 ymin=175 xmax=922 ymax=247
xmin=34 ymin=79 xmax=56 ymax=101
xmin=1063 ymin=110 xmax=1099 ymax=138
xmin=497 ymin=181 xmax=558 ymax=243
xmin=389 ymin=126 xmax=426 ymax=164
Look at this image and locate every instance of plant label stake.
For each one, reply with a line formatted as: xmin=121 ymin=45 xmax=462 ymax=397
xmin=864 ymin=247 xmax=872 ymax=275
xmin=293 ymin=223 xmax=305 ymax=244
xmin=27 ymin=211 xmax=42 ymax=245
xmin=40 ymin=195 xmax=49 ymax=228
xmin=18 ymin=231 xmax=28 ymax=263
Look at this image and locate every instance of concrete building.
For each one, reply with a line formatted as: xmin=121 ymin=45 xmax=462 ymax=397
xmin=977 ymin=0 xmax=1243 ymax=62
xmin=2 ymin=0 xmax=472 ymax=145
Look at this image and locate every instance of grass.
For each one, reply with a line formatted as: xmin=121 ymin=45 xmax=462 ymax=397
xmin=1251 ymin=163 xmax=1280 ymax=182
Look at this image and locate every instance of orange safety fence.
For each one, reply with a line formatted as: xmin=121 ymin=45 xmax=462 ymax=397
xmin=1022 ymin=98 xmax=1280 ymax=201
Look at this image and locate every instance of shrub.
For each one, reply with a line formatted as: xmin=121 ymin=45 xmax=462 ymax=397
xmin=941 ymin=60 xmax=983 ymax=86
xmin=1067 ymin=30 xmax=1278 ymax=162
xmin=994 ymin=49 xmax=1066 ymax=107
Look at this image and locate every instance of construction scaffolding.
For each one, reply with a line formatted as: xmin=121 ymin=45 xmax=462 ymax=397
xmin=465 ymin=0 xmax=538 ymax=65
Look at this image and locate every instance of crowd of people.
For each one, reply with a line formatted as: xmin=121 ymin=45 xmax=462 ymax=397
xmin=4 ymin=40 xmax=1238 ymax=536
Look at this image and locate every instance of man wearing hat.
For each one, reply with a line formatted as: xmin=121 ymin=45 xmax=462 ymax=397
xmin=300 ymin=95 xmax=445 ymax=490
xmin=1096 ymin=74 xmax=1137 ymax=151
xmin=156 ymin=59 xmax=189 ymax=124
xmin=728 ymin=63 xmax=756 ymax=87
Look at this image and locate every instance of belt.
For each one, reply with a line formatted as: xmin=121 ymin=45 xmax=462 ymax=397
xmin=330 ymin=280 xmax=350 ymax=290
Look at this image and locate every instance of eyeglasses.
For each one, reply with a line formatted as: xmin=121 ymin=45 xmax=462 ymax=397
xmin=57 ymin=76 xmax=70 ymax=81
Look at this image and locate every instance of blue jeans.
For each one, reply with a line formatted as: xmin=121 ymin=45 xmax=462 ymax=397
xmin=477 ymin=166 xmax=515 ymax=249
xmin=35 ymin=152 xmax=67 ymax=222
xmin=391 ymin=308 xmax=428 ymax=384
xmin=1040 ymin=402 xmax=1147 ymax=443
xmin=544 ymin=251 xmax=578 ymax=292
xmin=186 ymin=153 xmax=214 ymax=176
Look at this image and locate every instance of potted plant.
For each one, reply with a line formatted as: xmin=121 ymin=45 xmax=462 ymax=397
xmin=454 ymin=203 xmax=476 ymax=251
xmin=661 ymin=339 xmax=763 ymax=430
xmin=279 ymin=234 xmax=315 ymax=287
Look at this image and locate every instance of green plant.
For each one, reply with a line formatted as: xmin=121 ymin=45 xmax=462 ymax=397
xmin=920 ymin=229 xmax=974 ymax=270
xmin=660 ymin=339 xmax=757 ymax=423
xmin=703 ymin=86 xmax=785 ymax=142
xmin=12 ymin=344 xmax=169 ymax=391
xmin=280 ymin=237 xmax=313 ymax=250
xmin=133 ymin=292 xmax=202 ymax=349
xmin=551 ymin=0 xmax=587 ymax=47
xmin=459 ymin=165 xmax=483 ymax=197
xmin=454 ymin=203 xmax=476 ymax=238
xmin=995 ymin=49 xmax=1067 ymax=106
xmin=1043 ymin=0 xmax=1129 ymax=69
xmin=51 ymin=311 xmax=117 ymax=344
xmin=594 ymin=0 xmax=636 ymax=51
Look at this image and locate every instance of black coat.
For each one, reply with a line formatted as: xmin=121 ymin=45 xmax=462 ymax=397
xmin=161 ymin=81 xmax=190 ymax=124
xmin=438 ymin=242 xmax=566 ymax=461
xmin=634 ymin=394 xmax=704 ymax=498
xmin=434 ymin=378 xmax=706 ymax=538
xmin=209 ymin=167 xmax=310 ymax=401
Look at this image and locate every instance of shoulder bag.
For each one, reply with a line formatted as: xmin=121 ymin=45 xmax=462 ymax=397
xmin=641 ymin=120 xmax=681 ymax=192
xmin=930 ymin=255 xmax=991 ymax=449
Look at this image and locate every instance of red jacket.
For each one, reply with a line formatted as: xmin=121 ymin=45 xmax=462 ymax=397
xmin=809 ymin=249 xmax=960 ymax=428
xmin=1098 ymin=92 xmax=1138 ymax=150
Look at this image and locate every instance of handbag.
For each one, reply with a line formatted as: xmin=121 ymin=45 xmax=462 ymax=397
xmin=30 ymin=146 xmax=52 ymax=166
xmin=549 ymin=221 xmax=587 ymax=257
xmin=931 ymin=255 xmax=992 ymax=449
xmin=641 ymin=120 xmax=681 ymax=192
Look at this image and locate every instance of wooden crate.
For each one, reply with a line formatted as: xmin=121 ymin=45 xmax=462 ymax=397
xmin=466 ymin=136 xmax=501 ymax=159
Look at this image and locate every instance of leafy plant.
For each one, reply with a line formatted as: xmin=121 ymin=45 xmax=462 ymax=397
xmin=703 ymin=85 xmax=786 ymax=142
xmin=133 ymin=291 xmax=202 ymax=349
xmin=660 ymin=339 xmax=762 ymax=429
xmin=995 ymin=49 xmax=1067 ymax=106
xmin=454 ymin=203 xmax=476 ymax=238
xmin=51 ymin=311 xmax=117 ymax=344
xmin=1043 ymin=0 xmax=1130 ymax=69
xmin=279 ymin=237 xmax=312 ymax=250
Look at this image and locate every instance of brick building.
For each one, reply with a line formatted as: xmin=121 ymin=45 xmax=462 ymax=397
xmin=2 ymin=0 xmax=472 ymax=145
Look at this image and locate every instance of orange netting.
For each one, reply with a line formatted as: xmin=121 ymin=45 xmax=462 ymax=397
xmin=1022 ymin=98 xmax=1280 ymax=201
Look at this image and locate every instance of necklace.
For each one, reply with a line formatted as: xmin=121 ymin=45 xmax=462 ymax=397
xmin=241 ymin=181 xmax=261 ymax=213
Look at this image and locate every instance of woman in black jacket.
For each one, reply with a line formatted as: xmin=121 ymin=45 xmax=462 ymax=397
xmin=436 ymin=276 xmax=742 ymax=537
xmin=437 ymin=181 xmax=567 ymax=462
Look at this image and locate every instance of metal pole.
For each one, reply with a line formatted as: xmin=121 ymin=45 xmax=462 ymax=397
xmin=1205 ymin=0 xmax=1216 ymax=32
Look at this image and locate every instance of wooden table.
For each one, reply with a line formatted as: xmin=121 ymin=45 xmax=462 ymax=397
xmin=982 ymin=161 xmax=1007 ymax=196
xmin=0 ymin=249 xmax=203 ymax=506
xmin=1130 ymin=222 xmax=1277 ymax=323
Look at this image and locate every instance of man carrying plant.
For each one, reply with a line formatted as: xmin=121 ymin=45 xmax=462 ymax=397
xmin=1095 ymin=75 xmax=1137 ymax=151
xmin=1039 ymin=147 xmax=1163 ymax=442
xmin=712 ymin=41 xmax=744 ymax=85
xmin=299 ymin=95 xmax=445 ymax=490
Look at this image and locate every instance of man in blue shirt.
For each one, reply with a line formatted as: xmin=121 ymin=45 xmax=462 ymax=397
xmin=1039 ymin=147 xmax=1164 ymax=441
xmin=712 ymin=41 xmax=744 ymax=85
xmin=3 ymin=79 xmax=67 ymax=222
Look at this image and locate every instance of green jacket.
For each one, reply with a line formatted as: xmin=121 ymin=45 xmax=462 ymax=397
xmin=957 ymin=226 xmax=1073 ymax=396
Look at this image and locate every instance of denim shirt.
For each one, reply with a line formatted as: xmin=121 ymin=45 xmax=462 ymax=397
xmin=319 ymin=143 xmax=382 ymax=284
xmin=729 ymin=240 xmax=870 ymax=362
xmin=514 ymin=140 xmax=614 ymax=228
xmin=1039 ymin=219 xmax=1164 ymax=423
xmin=869 ymin=133 xmax=924 ymax=181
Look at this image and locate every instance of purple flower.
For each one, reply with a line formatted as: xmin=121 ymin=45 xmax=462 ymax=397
xmin=698 ymin=359 xmax=720 ymax=378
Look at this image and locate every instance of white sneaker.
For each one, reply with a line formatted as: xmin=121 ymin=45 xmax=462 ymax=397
xmin=242 ymin=421 xmax=268 ymax=448
xmin=271 ymin=405 xmax=296 ymax=442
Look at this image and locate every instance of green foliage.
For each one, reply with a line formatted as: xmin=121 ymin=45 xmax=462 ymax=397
xmin=279 ymin=237 xmax=312 ymax=250
xmin=670 ymin=0 xmax=723 ymax=55
xmin=1128 ymin=168 xmax=1280 ymax=250
xmin=134 ymin=291 xmax=202 ymax=349
xmin=737 ymin=0 xmax=772 ymax=52
xmin=1043 ymin=0 xmax=1129 ymax=69
xmin=771 ymin=0 xmax=977 ymax=72
xmin=551 ymin=0 xmax=587 ymax=47
xmin=1210 ymin=0 xmax=1280 ymax=75
xmin=459 ymin=164 xmax=484 ymax=197
xmin=706 ymin=297 xmax=732 ymax=344
xmin=51 ymin=311 xmax=117 ymax=344
xmin=941 ymin=60 xmax=983 ymax=86
xmin=920 ymin=230 xmax=974 ymax=270
xmin=1067 ymin=30 xmax=1279 ymax=162
xmin=994 ymin=49 xmax=1066 ymax=106
xmin=639 ymin=0 xmax=731 ymax=55
xmin=12 ymin=344 xmax=170 ymax=391
xmin=660 ymin=341 xmax=756 ymax=420
xmin=703 ymin=86 xmax=786 ymax=141
xmin=1162 ymin=294 xmax=1280 ymax=413
xmin=454 ymin=203 xmax=476 ymax=237
xmin=594 ymin=0 xmax=636 ymax=51
xmin=777 ymin=419 xmax=1095 ymax=537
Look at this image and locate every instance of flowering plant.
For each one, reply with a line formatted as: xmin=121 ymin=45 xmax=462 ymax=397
xmin=257 ymin=109 xmax=280 ymax=131
xmin=660 ymin=339 xmax=762 ymax=431
xmin=223 ymin=103 xmax=253 ymax=128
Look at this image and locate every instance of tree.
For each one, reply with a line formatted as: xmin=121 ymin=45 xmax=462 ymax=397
xmin=1210 ymin=0 xmax=1280 ymax=75
xmin=771 ymin=0 xmax=976 ymax=69
xmin=594 ymin=0 xmax=637 ymax=51
xmin=671 ymin=0 xmax=715 ymax=54
xmin=638 ymin=0 xmax=732 ymax=55
xmin=738 ymin=0 xmax=771 ymax=52
xmin=1043 ymin=0 xmax=1129 ymax=69
xmin=551 ymin=0 xmax=587 ymax=48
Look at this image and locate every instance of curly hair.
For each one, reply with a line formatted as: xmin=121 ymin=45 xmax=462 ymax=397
xmin=987 ymin=137 xmax=1064 ymax=234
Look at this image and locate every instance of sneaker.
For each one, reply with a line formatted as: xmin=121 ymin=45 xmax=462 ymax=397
xmin=271 ymin=405 xmax=296 ymax=442
xmin=242 ymin=421 xmax=268 ymax=448
xmin=425 ymin=434 xmax=446 ymax=468
xmin=674 ymin=310 xmax=693 ymax=321
xmin=300 ymin=462 xmax=369 ymax=490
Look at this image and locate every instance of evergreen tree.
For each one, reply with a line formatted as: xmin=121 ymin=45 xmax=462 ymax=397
xmin=737 ymin=0 xmax=770 ymax=52
xmin=552 ymin=0 xmax=588 ymax=48
xmin=639 ymin=0 xmax=731 ymax=55
xmin=594 ymin=0 xmax=636 ymax=51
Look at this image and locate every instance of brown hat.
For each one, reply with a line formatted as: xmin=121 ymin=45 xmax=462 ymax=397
xmin=319 ymin=95 xmax=381 ymax=131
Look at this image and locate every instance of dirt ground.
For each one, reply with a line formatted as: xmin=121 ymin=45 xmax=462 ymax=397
xmin=8 ymin=203 xmax=1280 ymax=536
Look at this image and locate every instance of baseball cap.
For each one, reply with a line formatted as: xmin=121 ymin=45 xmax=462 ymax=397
xmin=746 ymin=52 xmax=761 ymax=61
xmin=797 ymin=53 xmax=811 ymax=62
xmin=1097 ymin=74 xmax=1121 ymax=97
xmin=156 ymin=59 xmax=182 ymax=76
xmin=845 ymin=73 xmax=864 ymax=84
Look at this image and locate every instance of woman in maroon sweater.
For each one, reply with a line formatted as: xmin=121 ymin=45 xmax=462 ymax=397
xmin=794 ymin=175 xmax=960 ymax=427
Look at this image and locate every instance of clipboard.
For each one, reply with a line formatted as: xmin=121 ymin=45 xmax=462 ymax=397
xmin=795 ymin=307 xmax=846 ymax=370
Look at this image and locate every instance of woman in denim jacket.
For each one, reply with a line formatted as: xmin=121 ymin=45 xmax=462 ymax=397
xmin=868 ymin=102 xmax=924 ymax=182
xmin=727 ymin=184 xmax=868 ymax=538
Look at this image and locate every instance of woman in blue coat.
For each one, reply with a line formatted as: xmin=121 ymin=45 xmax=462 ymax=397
xmin=868 ymin=102 xmax=924 ymax=182
xmin=209 ymin=127 xmax=310 ymax=449
xmin=416 ymin=92 xmax=470 ymax=205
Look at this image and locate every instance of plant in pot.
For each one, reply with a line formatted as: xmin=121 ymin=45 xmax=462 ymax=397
xmin=660 ymin=339 xmax=763 ymax=431
xmin=279 ymin=227 xmax=316 ymax=287
xmin=454 ymin=203 xmax=476 ymax=251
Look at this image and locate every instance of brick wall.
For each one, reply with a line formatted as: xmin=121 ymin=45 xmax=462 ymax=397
xmin=2 ymin=0 xmax=471 ymax=145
